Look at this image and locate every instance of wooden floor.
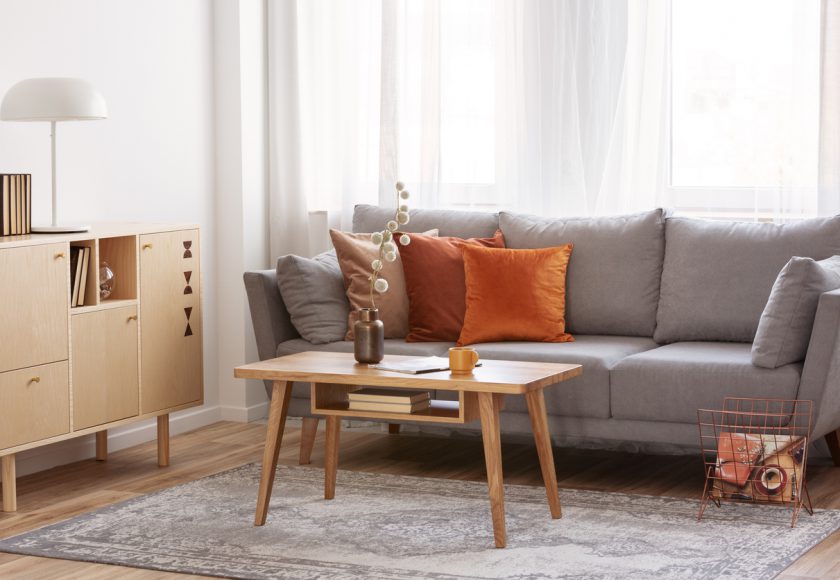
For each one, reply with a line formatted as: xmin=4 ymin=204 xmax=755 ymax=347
xmin=2 ymin=420 xmax=840 ymax=579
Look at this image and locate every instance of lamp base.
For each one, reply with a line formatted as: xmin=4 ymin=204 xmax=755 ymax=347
xmin=31 ymin=224 xmax=91 ymax=234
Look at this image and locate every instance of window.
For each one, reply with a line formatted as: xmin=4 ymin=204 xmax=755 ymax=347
xmin=670 ymin=0 xmax=821 ymax=216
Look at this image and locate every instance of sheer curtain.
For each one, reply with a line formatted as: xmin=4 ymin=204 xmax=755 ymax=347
xmin=267 ymin=0 xmax=382 ymax=258
xmin=494 ymin=0 xmax=671 ymax=216
xmin=267 ymin=0 xmax=836 ymax=257
xmin=820 ymin=0 xmax=840 ymax=216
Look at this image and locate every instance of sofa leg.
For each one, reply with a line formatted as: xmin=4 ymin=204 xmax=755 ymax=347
xmin=825 ymin=429 xmax=840 ymax=467
xmin=299 ymin=417 xmax=319 ymax=465
xmin=388 ymin=424 xmax=400 ymax=435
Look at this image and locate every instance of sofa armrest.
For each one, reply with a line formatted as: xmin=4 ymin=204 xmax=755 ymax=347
xmin=798 ymin=289 xmax=840 ymax=439
xmin=243 ymin=270 xmax=300 ymax=362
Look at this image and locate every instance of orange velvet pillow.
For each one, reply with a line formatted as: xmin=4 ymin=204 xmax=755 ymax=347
xmin=457 ymin=244 xmax=575 ymax=346
xmin=397 ymin=230 xmax=506 ymax=342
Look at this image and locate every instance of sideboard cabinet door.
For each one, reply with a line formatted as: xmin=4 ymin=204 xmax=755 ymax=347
xmin=139 ymin=230 xmax=202 ymax=414
xmin=0 ymin=243 xmax=69 ymax=373
xmin=72 ymin=306 xmax=140 ymax=430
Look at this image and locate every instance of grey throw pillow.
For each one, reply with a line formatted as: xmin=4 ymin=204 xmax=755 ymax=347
xmin=752 ymin=256 xmax=840 ymax=368
xmin=276 ymin=251 xmax=349 ymax=344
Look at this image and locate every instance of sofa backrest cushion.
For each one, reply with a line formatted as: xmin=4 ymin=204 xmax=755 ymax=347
xmin=655 ymin=216 xmax=840 ymax=344
xmin=499 ymin=209 xmax=666 ymax=337
xmin=353 ymin=204 xmax=499 ymax=239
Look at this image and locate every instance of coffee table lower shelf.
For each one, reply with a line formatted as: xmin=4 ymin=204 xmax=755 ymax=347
xmin=312 ymin=383 xmax=482 ymax=424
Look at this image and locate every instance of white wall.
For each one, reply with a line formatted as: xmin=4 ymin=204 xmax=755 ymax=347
xmin=0 ymin=0 xmax=226 ymax=475
xmin=213 ymin=0 xmax=271 ymax=422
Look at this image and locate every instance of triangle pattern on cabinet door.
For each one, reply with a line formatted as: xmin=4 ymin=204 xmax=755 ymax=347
xmin=183 ymin=240 xmax=193 ymax=258
xmin=184 ymin=307 xmax=193 ymax=321
xmin=184 ymin=271 xmax=192 ymax=283
xmin=185 ymin=323 xmax=193 ymax=337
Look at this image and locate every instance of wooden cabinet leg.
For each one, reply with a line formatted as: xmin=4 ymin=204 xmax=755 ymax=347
xmin=388 ymin=423 xmax=400 ymax=435
xmin=825 ymin=429 xmax=840 ymax=467
xmin=324 ymin=416 xmax=341 ymax=500
xmin=299 ymin=417 xmax=319 ymax=465
xmin=255 ymin=381 xmax=292 ymax=526
xmin=2 ymin=454 xmax=16 ymax=513
xmin=478 ymin=392 xmax=506 ymax=548
xmin=526 ymin=388 xmax=562 ymax=519
xmin=157 ymin=414 xmax=170 ymax=467
xmin=96 ymin=430 xmax=108 ymax=462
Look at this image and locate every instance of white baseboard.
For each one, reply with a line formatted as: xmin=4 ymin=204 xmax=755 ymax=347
xmin=219 ymin=400 xmax=269 ymax=422
xmin=14 ymin=405 xmax=222 ymax=478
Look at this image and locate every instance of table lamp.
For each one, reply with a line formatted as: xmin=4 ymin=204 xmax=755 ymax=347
xmin=1 ymin=78 xmax=108 ymax=233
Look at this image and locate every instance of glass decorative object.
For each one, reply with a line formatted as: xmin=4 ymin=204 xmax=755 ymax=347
xmin=99 ymin=261 xmax=115 ymax=300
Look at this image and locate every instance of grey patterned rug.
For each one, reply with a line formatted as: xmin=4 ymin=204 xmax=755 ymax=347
xmin=1 ymin=464 xmax=839 ymax=579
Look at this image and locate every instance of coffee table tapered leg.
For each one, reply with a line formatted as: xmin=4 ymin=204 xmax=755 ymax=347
xmin=255 ymin=380 xmax=292 ymax=526
xmin=324 ymin=415 xmax=341 ymax=500
xmin=526 ymin=388 xmax=562 ymax=519
xmin=478 ymin=392 xmax=506 ymax=548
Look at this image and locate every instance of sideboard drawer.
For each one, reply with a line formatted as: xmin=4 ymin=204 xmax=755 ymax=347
xmin=0 ymin=361 xmax=70 ymax=450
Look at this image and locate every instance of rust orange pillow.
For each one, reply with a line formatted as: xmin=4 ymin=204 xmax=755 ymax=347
xmin=397 ymin=230 xmax=505 ymax=342
xmin=457 ymin=244 xmax=575 ymax=346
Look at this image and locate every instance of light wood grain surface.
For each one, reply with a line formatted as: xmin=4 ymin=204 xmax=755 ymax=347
xmin=0 ymin=223 xmax=200 ymax=250
xmin=139 ymin=229 xmax=203 ymax=414
xmin=236 ymin=351 xmax=582 ymax=394
xmin=0 ymin=242 xmax=69 ymax=373
xmin=71 ymin=306 xmax=139 ymax=430
xmin=0 ymin=362 xmax=70 ymax=450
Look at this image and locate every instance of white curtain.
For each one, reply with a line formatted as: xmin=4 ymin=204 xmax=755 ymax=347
xmin=494 ymin=0 xmax=671 ymax=216
xmin=267 ymin=0 xmax=382 ymax=258
xmin=268 ymin=0 xmax=836 ymax=257
xmin=820 ymin=0 xmax=840 ymax=216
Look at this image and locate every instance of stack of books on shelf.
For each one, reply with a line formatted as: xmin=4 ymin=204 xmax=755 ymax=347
xmin=0 ymin=174 xmax=31 ymax=236
xmin=69 ymin=246 xmax=91 ymax=307
xmin=347 ymin=388 xmax=431 ymax=414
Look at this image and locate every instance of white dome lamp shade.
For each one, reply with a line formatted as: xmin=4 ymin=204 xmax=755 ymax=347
xmin=1 ymin=78 xmax=108 ymax=233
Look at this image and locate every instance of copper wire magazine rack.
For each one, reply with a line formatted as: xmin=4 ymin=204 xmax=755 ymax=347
xmin=697 ymin=397 xmax=813 ymax=528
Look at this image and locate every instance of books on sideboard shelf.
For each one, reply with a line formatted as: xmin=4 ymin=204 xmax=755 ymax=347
xmin=0 ymin=174 xmax=31 ymax=236
xmin=69 ymin=246 xmax=91 ymax=307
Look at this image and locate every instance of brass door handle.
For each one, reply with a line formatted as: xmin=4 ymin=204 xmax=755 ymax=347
xmin=29 ymin=376 xmax=40 ymax=385
xmin=142 ymin=243 xmax=153 ymax=250
xmin=127 ymin=315 xmax=138 ymax=322
xmin=54 ymin=252 xmax=65 ymax=259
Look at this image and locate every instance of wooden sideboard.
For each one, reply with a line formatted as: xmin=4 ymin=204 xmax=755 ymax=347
xmin=0 ymin=223 xmax=203 ymax=512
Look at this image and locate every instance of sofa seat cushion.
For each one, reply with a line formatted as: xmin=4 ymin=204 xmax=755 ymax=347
xmin=499 ymin=209 xmax=666 ymax=337
xmin=655 ymin=216 xmax=840 ymax=344
xmin=611 ymin=342 xmax=803 ymax=424
xmin=473 ymin=336 xmax=659 ymax=419
xmin=276 ymin=339 xmax=455 ymax=399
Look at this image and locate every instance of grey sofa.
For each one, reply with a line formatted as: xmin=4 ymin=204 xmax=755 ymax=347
xmin=244 ymin=205 xmax=840 ymax=460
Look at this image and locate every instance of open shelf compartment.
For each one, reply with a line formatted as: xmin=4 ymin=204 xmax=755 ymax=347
xmin=98 ymin=235 xmax=138 ymax=302
xmin=311 ymin=384 xmax=481 ymax=424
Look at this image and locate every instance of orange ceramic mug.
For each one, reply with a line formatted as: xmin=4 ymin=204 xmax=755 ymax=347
xmin=449 ymin=347 xmax=479 ymax=374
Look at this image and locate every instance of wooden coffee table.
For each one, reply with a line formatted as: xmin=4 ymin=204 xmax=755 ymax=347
xmin=234 ymin=351 xmax=582 ymax=548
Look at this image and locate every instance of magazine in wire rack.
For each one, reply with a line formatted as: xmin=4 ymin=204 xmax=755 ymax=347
xmin=697 ymin=397 xmax=813 ymax=528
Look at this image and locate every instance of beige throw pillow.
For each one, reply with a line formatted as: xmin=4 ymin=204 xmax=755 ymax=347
xmin=330 ymin=229 xmax=438 ymax=340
